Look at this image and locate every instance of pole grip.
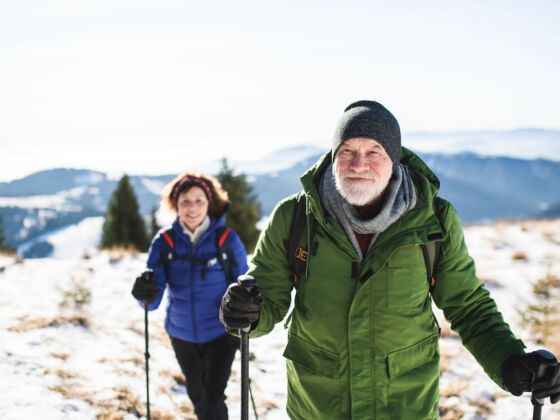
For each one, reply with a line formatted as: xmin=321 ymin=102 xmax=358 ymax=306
xmin=238 ymin=275 xmax=257 ymax=333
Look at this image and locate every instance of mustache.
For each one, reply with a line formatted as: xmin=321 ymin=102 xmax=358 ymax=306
xmin=341 ymin=171 xmax=376 ymax=180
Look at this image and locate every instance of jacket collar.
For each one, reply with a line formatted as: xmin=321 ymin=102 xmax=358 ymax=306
xmin=299 ymin=148 xmax=445 ymax=264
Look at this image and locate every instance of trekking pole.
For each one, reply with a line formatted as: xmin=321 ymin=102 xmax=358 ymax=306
xmin=249 ymin=379 xmax=259 ymax=420
xmin=144 ymin=300 xmax=151 ymax=420
xmin=238 ymin=275 xmax=257 ymax=420
xmin=531 ymin=349 xmax=558 ymax=420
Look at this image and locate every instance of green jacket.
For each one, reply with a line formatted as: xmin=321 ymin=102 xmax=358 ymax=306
xmin=248 ymin=149 xmax=525 ymax=419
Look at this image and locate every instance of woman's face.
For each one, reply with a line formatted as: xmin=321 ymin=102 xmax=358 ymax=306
xmin=176 ymin=186 xmax=209 ymax=232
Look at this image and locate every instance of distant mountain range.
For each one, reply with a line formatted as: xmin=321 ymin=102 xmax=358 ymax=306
xmin=1 ymin=129 xmax=560 ymax=257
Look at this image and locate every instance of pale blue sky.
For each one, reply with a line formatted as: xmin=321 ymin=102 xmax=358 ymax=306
xmin=1 ymin=0 xmax=559 ymax=182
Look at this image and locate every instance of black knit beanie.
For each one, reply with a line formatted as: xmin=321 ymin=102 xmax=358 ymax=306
xmin=332 ymin=100 xmax=401 ymax=165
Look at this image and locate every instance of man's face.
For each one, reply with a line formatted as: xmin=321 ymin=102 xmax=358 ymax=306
xmin=333 ymin=137 xmax=393 ymax=206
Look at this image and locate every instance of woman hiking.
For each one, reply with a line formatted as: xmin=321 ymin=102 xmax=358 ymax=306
xmin=132 ymin=172 xmax=248 ymax=420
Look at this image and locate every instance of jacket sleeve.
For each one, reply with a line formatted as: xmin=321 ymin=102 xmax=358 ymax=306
xmin=228 ymin=229 xmax=249 ymax=280
xmin=141 ymin=234 xmax=168 ymax=311
xmin=247 ymin=197 xmax=296 ymax=338
xmin=431 ymin=199 xmax=525 ymax=389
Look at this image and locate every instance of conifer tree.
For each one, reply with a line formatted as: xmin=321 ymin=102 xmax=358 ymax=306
xmin=216 ymin=158 xmax=261 ymax=253
xmin=99 ymin=175 xmax=150 ymax=251
xmin=0 ymin=216 xmax=11 ymax=252
xmin=149 ymin=206 xmax=161 ymax=238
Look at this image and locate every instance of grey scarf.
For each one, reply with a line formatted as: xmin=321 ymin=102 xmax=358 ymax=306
xmin=319 ymin=163 xmax=417 ymax=260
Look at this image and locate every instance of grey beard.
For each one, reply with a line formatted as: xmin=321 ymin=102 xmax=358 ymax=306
xmin=333 ymin=169 xmax=391 ymax=206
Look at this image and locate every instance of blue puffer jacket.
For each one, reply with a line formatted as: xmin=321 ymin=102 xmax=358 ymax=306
xmin=145 ymin=214 xmax=248 ymax=343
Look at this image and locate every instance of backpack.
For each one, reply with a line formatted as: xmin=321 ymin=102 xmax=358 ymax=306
xmin=285 ymin=192 xmax=443 ymax=316
xmin=159 ymin=226 xmax=236 ymax=284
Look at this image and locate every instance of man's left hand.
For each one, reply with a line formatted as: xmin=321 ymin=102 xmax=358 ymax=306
xmin=502 ymin=349 xmax=560 ymax=403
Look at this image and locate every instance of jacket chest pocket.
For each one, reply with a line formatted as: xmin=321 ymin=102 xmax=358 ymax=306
xmin=385 ymin=245 xmax=429 ymax=314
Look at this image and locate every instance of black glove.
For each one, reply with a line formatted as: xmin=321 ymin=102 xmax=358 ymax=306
xmin=219 ymin=282 xmax=262 ymax=330
xmin=502 ymin=349 xmax=560 ymax=403
xmin=131 ymin=269 xmax=159 ymax=304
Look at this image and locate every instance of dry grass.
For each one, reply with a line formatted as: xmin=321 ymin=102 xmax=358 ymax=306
xmin=127 ymin=320 xmax=144 ymax=336
xmin=111 ymin=365 xmax=140 ymax=377
xmin=159 ymin=369 xmax=186 ymax=386
xmin=59 ymin=277 xmax=92 ymax=310
xmin=0 ymin=248 xmax=17 ymax=257
xmin=8 ymin=314 xmax=90 ymax=332
xmin=98 ymin=355 xmax=144 ymax=367
xmin=49 ymin=384 xmax=95 ymax=405
xmin=95 ymin=385 xmax=144 ymax=418
xmin=51 ymin=381 xmax=150 ymax=419
xmin=176 ymin=400 xmax=197 ymax=419
xmin=150 ymin=410 xmax=180 ymax=420
xmin=439 ymin=403 xmax=464 ymax=420
xmin=511 ymin=250 xmax=528 ymax=261
xmin=519 ymin=272 xmax=560 ymax=354
xmin=439 ymin=349 xmax=455 ymax=375
xmin=101 ymin=247 xmax=140 ymax=264
xmin=256 ymin=398 xmax=280 ymax=411
xmin=50 ymin=351 xmax=71 ymax=361
xmin=474 ymin=399 xmax=493 ymax=416
xmin=45 ymin=367 xmax=79 ymax=380
xmin=440 ymin=381 xmax=468 ymax=398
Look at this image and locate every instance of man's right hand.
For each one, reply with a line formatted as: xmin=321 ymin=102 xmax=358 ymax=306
xmin=131 ymin=269 xmax=159 ymax=304
xmin=219 ymin=282 xmax=262 ymax=330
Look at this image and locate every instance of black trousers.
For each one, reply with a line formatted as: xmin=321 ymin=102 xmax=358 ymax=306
xmin=170 ymin=334 xmax=239 ymax=420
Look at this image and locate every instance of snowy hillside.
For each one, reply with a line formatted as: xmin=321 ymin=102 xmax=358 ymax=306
xmin=1 ymin=219 xmax=560 ymax=419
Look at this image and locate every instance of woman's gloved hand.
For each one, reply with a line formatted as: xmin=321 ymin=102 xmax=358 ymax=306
xmin=131 ymin=269 xmax=159 ymax=304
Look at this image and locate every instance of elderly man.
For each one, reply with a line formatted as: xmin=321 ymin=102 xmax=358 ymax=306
xmin=220 ymin=100 xmax=560 ymax=419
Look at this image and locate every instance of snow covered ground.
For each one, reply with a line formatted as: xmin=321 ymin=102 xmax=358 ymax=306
xmin=1 ymin=218 xmax=560 ymax=419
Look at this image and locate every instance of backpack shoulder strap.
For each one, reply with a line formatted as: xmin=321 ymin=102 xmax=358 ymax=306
xmin=286 ymin=192 xmax=314 ymax=286
xmin=421 ymin=198 xmax=446 ymax=292
xmin=159 ymin=227 xmax=175 ymax=272
xmin=215 ymin=226 xmax=235 ymax=285
xmin=161 ymin=228 xmax=175 ymax=250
